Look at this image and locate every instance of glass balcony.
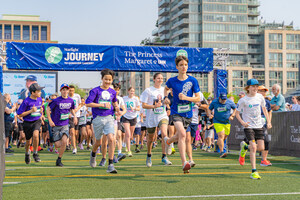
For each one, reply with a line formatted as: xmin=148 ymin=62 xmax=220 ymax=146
xmin=171 ymin=18 xmax=189 ymax=29
xmin=173 ymin=38 xmax=189 ymax=46
xmin=158 ymin=16 xmax=170 ymax=25
xmin=178 ymin=0 xmax=189 ymax=9
xmin=248 ymin=0 xmax=260 ymax=7
xmin=158 ymin=0 xmax=170 ymax=8
xmin=159 ymin=7 xmax=170 ymax=16
xmin=248 ymin=10 xmax=260 ymax=16
xmin=152 ymin=28 xmax=159 ymax=36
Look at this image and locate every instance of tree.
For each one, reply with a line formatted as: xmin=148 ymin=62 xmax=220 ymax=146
xmin=203 ymin=92 xmax=213 ymax=100
xmin=69 ymin=83 xmax=87 ymax=98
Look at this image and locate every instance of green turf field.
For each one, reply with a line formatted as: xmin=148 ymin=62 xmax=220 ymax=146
xmin=3 ymin=145 xmax=300 ymax=200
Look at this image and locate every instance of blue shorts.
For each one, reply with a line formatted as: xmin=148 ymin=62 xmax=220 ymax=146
xmin=186 ymin=123 xmax=198 ymax=138
xmin=134 ymin=127 xmax=141 ymax=135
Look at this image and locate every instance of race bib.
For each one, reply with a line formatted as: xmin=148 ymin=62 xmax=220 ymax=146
xmin=217 ymin=107 xmax=227 ymax=112
xmin=99 ymin=100 xmax=111 ymax=110
xmin=154 ymin=106 xmax=164 ymax=114
xmin=60 ymin=113 xmax=70 ymax=120
xmin=31 ymin=109 xmax=41 ymax=117
xmin=79 ymin=116 xmax=86 ymax=123
xmin=178 ymin=103 xmax=191 ymax=113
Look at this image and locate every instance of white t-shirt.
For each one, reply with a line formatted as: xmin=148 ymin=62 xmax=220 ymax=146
xmin=116 ymin=96 xmax=125 ymax=122
xmin=237 ymin=93 xmax=266 ymax=129
xmin=140 ymin=103 xmax=147 ymax=127
xmin=140 ymin=86 xmax=168 ymax=128
xmin=123 ymin=96 xmax=140 ymax=119
xmin=291 ymin=104 xmax=300 ymax=111
xmin=191 ymin=103 xmax=199 ymax=124
xmin=87 ymin=107 xmax=93 ymax=122
xmin=79 ymin=106 xmax=87 ymax=125
xmin=69 ymin=93 xmax=81 ymax=117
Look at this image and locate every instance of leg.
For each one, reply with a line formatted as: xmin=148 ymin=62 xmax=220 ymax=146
xmin=123 ymin=123 xmax=131 ymax=152
xmin=174 ymin=121 xmax=187 ymax=165
xmin=101 ymin=135 xmax=108 ymax=159
xmin=160 ymin=124 xmax=168 ymax=155
xmin=186 ymin=131 xmax=192 ymax=161
xmin=217 ymin=131 xmax=225 ymax=153
xmin=107 ymin=133 xmax=115 ymax=160
xmin=32 ymin=130 xmax=40 ymax=152
xmin=249 ymin=140 xmax=257 ymax=170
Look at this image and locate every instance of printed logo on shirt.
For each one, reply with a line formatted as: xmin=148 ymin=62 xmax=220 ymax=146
xmin=101 ymin=91 xmax=111 ymax=100
xmin=59 ymin=103 xmax=72 ymax=109
xmin=182 ymin=82 xmax=193 ymax=95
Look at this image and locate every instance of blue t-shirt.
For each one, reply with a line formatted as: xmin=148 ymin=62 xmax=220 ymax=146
xmin=270 ymin=94 xmax=286 ymax=112
xmin=4 ymin=103 xmax=14 ymax=122
xmin=209 ymin=99 xmax=236 ymax=124
xmin=261 ymin=98 xmax=271 ymax=117
xmin=166 ymin=75 xmax=200 ymax=118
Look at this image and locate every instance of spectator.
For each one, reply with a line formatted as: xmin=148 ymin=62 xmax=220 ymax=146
xmin=270 ymin=84 xmax=286 ymax=112
xmin=4 ymin=94 xmax=17 ymax=153
xmin=19 ymin=75 xmax=46 ymax=100
xmin=238 ymin=91 xmax=245 ymax=99
xmin=291 ymin=96 xmax=299 ymax=111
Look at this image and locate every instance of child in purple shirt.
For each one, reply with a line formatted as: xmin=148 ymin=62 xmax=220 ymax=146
xmin=87 ymin=69 xmax=120 ymax=173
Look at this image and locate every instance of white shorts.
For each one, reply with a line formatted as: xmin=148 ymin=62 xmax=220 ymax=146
xmin=92 ymin=115 xmax=115 ymax=140
xmin=205 ymin=129 xmax=214 ymax=139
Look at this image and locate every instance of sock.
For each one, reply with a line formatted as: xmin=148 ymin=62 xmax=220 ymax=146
xmin=162 ymin=154 xmax=166 ymax=159
xmin=58 ymin=157 xmax=61 ymax=160
xmin=109 ymin=159 xmax=113 ymax=165
xmin=136 ymin=145 xmax=138 ymax=148
xmin=33 ymin=151 xmax=37 ymax=154
xmin=91 ymin=152 xmax=96 ymax=157
xmin=171 ymin=143 xmax=174 ymax=148
xmin=147 ymin=154 xmax=151 ymax=157
xmin=252 ymin=169 xmax=257 ymax=173
xmin=118 ymin=150 xmax=122 ymax=154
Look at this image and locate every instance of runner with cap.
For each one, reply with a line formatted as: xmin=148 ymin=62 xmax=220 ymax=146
xmin=207 ymin=92 xmax=236 ymax=158
xmin=47 ymin=83 xmax=77 ymax=167
xmin=236 ymin=79 xmax=272 ymax=179
xmin=17 ymin=83 xmax=45 ymax=164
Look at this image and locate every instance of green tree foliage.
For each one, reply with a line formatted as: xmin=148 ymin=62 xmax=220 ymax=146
xmin=227 ymin=93 xmax=239 ymax=103
xmin=69 ymin=83 xmax=87 ymax=98
xmin=203 ymin=92 xmax=213 ymax=100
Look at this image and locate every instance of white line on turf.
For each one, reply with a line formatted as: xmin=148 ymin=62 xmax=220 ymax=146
xmin=3 ymin=182 xmax=21 ymax=185
xmin=61 ymin=192 xmax=300 ymax=200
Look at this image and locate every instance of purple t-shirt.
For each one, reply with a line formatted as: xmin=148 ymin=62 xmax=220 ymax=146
xmin=17 ymin=97 xmax=43 ymax=122
xmin=49 ymin=96 xmax=75 ymax=126
xmin=85 ymin=87 xmax=117 ymax=118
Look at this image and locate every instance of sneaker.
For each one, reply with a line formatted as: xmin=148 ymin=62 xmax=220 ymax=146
xmin=128 ymin=151 xmax=133 ymax=157
xmin=260 ymin=160 xmax=272 ymax=167
xmin=146 ymin=156 xmax=152 ymax=168
xmin=220 ymin=152 xmax=227 ymax=158
xmin=117 ymin=153 xmax=126 ymax=162
xmin=17 ymin=142 xmax=20 ymax=148
xmin=125 ymin=147 xmax=128 ymax=152
xmin=38 ymin=146 xmax=43 ymax=151
xmin=192 ymin=146 xmax=197 ymax=151
xmin=164 ymin=137 xmax=172 ymax=155
xmin=79 ymin=143 xmax=84 ymax=150
xmin=140 ymin=145 xmax=144 ymax=150
xmin=250 ymin=171 xmax=261 ymax=179
xmin=30 ymin=146 xmax=33 ymax=152
xmin=183 ymin=161 xmax=191 ymax=173
xmin=122 ymin=143 xmax=126 ymax=148
xmin=89 ymin=152 xmax=97 ymax=168
xmin=162 ymin=157 xmax=172 ymax=165
xmin=49 ymin=146 xmax=53 ymax=153
xmin=66 ymin=145 xmax=71 ymax=150
xmin=171 ymin=148 xmax=176 ymax=155
xmin=96 ymin=148 xmax=101 ymax=155
xmin=113 ymin=155 xmax=119 ymax=163
xmin=72 ymin=148 xmax=77 ymax=154
xmin=56 ymin=158 xmax=64 ymax=167
xmin=25 ymin=153 xmax=31 ymax=164
xmin=87 ymin=146 xmax=90 ymax=150
xmin=33 ymin=153 xmax=41 ymax=162
xmin=239 ymin=141 xmax=248 ymax=166
xmin=135 ymin=148 xmax=140 ymax=153
xmin=99 ymin=158 xmax=106 ymax=166
xmin=5 ymin=148 xmax=14 ymax=153
xmin=107 ymin=164 xmax=117 ymax=173
xmin=189 ymin=160 xmax=196 ymax=168
xmin=43 ymin=144 xmax=47 ymax=149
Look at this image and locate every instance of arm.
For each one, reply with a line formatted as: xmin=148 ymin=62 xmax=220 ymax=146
xmin=179 ymin=92 xmax=200 ymax=103
xmin=262 ymin=107 xmax=272 ymax=129
xmin=164 ymin=86 xmax=171 ymax=105
xmin=19 ymin=105 xmax=37 ymax=118
xmin=271 ymin=104 xmax=280 ymax=111
xmin=235 ymin=110 xmax=249 ymax=128
xmin=112 ymin=101 xmax=120 ymax=112
xmin=5 ymin=103 xmax=17 ymax=114
xmin=46 ymin=106 xmax=55 ymax=127
xmin=268 ymin=110 xmax=272 ymax=122
xmin=70 ymin=109 xmax=78 ymax=125
xmin=86 ymin=102 xmax=110 ymax=108
xmin=229 ymin=109 xmax=236 ymax=120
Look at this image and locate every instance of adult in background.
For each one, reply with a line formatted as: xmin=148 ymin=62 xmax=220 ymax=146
xmin=4 ymin=93 xmax=17 ymax=153
xmin=238 ymin=91 xmax=246 ymax=99
xmin=291 ymin=96 xmax=300 ymax=111
xmin=270 ymin=84 xmax=286 ymax=112
xmin=19 ymin=75 xmax=46 ymax=100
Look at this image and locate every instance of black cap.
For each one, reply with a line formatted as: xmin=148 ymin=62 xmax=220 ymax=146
xmin=29 ymin=83 xmax=45 ymax=93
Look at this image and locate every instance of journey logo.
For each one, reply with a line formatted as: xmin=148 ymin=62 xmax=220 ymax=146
xmin=176 ymin=49 xmax=188 ymax=58
xmin=45 ymin=47 xmax=63 ymax=64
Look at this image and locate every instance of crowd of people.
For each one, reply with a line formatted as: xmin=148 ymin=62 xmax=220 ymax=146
xmin=4 ymin=55 xmax=293 ymax=179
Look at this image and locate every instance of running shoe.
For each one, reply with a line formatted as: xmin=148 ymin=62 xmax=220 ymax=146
xmin=192 ymin=146 xmax=197 ymax=151
xmin=171 ymin=148 xmax=176 ymax=155
xmin=55 ymin=149 xmax=59 ymax=154
xmin=117 ymin=153 xmax=126 ymax=162
xmin=260 ymin=160 xmax=272 ymax=167
xmin=96 ymin=147 xmax=101 ymax=155
xmin=239 ymin=141 xmax=248 ymax=166
xmin=33 ymin=153 xmax=41 ymax=162
xmin=79 ymin=143 xmax=84 ymax=150
xmin=189 ymin=160 xmax=196 ymax=168
xmin=140 ymin=145 xmax=144 ymax=150
xmin=206 ymin=147 xmax=211 ymax=152
xmin=30 ymin=146 xmax=33 ymax=152
xmin=56 ymin=158 xmax=64 ymax=167
xmin=17 ymin=142 xmax=20 ymax=148
xmin=5 ymin=148 xmax=14 ymax=153
xmin=25 ymin=153 xmax=31 ymax=164
xmin=125 ymin=147 xmax=128 ymax=152
xmin=164 ymin=137 xmax=172 ymax=155
xmin=183 ymin=161 xmax=191 ymax=173
xmin=146 ymin=156 xmax=152 ymax=168
xmin=135 ymin=148 xmax=140 ymax=153
xmin=43 ymin=144 xmax=47 ymax=149
xmin=113 ymin=155 xmax=119 ymax=163
xmin=72 ymin=148 xmax=77 ymax=154
xmin=66 ymin=145 xmax=71 ymax=150
xmin=107 ymin=164 xmax=117 ymax=173
xmin=38 ymin=146 xmax=43 ymax=151
xmin=89 ymin=152 xmax=97 ymax=168
xmin=162 ymin=157 xmax=172 ymax=165
xmin=99 ymin=158 xmax=106 ymax=166
xmin=128 ymin=151 xmax=133 ymax=157
xmin=220 ymin=152 xmax=227 ymax=158
xmin=87 ymin=146 xmax=90 ymax=150
xmin=250 ymin=171 xmax=261 ymax=179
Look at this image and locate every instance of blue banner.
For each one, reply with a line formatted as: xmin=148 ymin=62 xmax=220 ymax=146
xmin=6 ymin=42 xmax=213 ymax=73
xmin=214 ymin=69 xmax=227 ymax=98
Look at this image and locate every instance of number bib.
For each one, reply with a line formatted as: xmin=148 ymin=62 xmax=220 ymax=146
xmin=60 ymin=113 xmax=70 ymax=120
xmin=217 ymin=106 xmax=227 ymax=112
xmin=31 ymin=109 xmax=41 ymax=117
xmin=178 ymin=103 xmax=191 ymax=113
xmin=79 ymin=116 xmax=86 ymax=124
xmin=99 ymin=100 xmax=111 ymax=110
xmin=153 ymin=106 xmax=164 ymax=114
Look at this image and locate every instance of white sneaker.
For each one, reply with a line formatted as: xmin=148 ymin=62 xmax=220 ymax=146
xmin=164 ymin=137 xmax=172 ymax=155
xmin=189 ymin=160 xmax=196 ymax=168
xmin=72 ymin=148 xmax=77 ymax=154
xmin=89 ymin=152 xmax=96 ymax=168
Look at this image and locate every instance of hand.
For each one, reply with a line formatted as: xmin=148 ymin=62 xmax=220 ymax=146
xmin=267 ymin=123 xmax=272 ymax=129
xmin=154 ymin=100 xmax=162 ymax=108
xmin=241 ymin=121 xmax=250 ymax=127
xmin=130 ymin=105 xmax=135 ymax=111
xmin=74 ymin=117 xmax=78 ymax=125
xmin=116 ymin=115 xmax=121 ymax=121
xmin=164 ymin=97 xmax=170 ymax=105
xmin=14 ymin=123 xmax=18 ymax=128
xmin=209 ymin=114 xmax=213 ymax=119
xmin=115 ymin=106 xmax=120 ymax=112
xmin=49 ymin=121 xmax=55 ymax=127
xmin=229 ymin=115 xmax=235 ymax=120
xmin=41 ymin=120 xmax=45 ymax=125
xmin=31 ymin=105 xmax=37 ymax=113
xmin=178 ymin=93 xmax=186 ymax=100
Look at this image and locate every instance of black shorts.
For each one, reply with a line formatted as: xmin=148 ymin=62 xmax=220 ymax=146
xmin=173 ymin=114 xmax=192 ymax=129
xmin=117 ymin=122 xmax=125 ymax=133
xmin=69 ymin=117 xmax=80 ymax=130
xmin=79 ymin=124 xmax=86 ymax=129
xmin=141 ymin=126 xmax=147 ymax=131
xmin=122 ymin=117 xmax=137 ymax=126
xmin=5 ymin=121 xmax=14 ymax=138
xmin=42 ymin=122 xmax=48 ymax=132
xmin=18 ymin=123 xmax=24 ymax=132
xmin=134 ymin=127 xmax=141 ymax=135
xmin=168 ymin=115 xmax=174 ymax=126
xmin=23 ymin=119 xmax=42 ymax=140
xmin=86 ymin=121 xmax=92 ymax=126
xmin=244 ymin=128 xmax=264 ymax=142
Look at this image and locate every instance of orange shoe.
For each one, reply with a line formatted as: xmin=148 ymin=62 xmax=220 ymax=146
xmin=260 ymin=159 xmax=272 ymax=166
xmin=38 ymin=146 xmax=43 ymax=151
xmin=30 ymin=146 xmax=33 ymax=152
xmin=239 ymin=155 xmax=245 ymax=166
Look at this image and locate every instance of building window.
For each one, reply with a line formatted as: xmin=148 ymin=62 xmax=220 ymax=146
xmin=41 ymin=26 xmax=47 ymax=41
xmin=32 ymin=26 xmax=39 ymax=40
xmin=4 ymin=25 xmax=11 ymax=39
xmin=269 ymin=33 xmax=282 ymax=49
xmin=286 ymin=34 xmax=300 ymax=50
xmin=13 ymin=25 xmax=21 ymax=40
xmin=252 ymin=71 xmax=265 ymax=85
xmin=23 ymin=25 xmax=30 ymax=40
xmin=287 ymin=72 xmax=298 ymax=90
xmin=232 ymin=70 xmax=248 ymax=94
xmin=269 ymin=53 xmax=282 ymax=68
xmin=269 ymin=71 xmax=283 ymax=91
